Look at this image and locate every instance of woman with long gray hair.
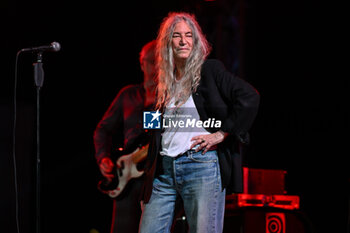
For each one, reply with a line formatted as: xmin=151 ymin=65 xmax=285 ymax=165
xmin=139 ymin=12 xmax=260 ymax=233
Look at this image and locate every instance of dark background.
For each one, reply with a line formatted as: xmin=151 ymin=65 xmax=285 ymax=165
xmin=1 ymin=0 xmax=347 ymax=233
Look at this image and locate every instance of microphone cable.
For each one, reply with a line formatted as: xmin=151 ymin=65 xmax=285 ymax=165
xmin=13 ymin=50 xmax=21 ymax=233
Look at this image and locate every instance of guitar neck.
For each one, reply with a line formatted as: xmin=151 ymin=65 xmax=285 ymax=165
xmin=131 ymin=144 xmax=149 ymax=163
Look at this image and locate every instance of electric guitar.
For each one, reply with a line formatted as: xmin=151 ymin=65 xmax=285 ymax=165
xmin=98 ymin=144 xmax=149 ymax=198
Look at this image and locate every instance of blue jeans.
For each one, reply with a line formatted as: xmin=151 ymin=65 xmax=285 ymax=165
xmin=139 ymin=150 xmax=226 ymax=233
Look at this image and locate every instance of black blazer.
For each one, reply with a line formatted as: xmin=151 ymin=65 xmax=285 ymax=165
xmin=141 ymin=59 xmax=260 ymax=203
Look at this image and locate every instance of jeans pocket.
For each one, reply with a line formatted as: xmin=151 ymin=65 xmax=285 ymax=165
xmin=188 ymin=150 xmax=217 ymax=163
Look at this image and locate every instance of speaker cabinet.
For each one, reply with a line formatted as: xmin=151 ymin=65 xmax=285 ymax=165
xmin=223 ymin=208 xmax=312 ymax=233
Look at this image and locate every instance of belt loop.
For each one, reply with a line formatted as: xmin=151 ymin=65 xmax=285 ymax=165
xmin=176 ymin=149 xmax=194 ymax=159
xmin=187 ymin=150 xmax=193 ymax=159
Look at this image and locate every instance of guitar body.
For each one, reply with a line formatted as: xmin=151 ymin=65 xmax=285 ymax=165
xmin=98 ymin=144 xmax=149 ymax=198
xmin=108 ymin=153 xmax=144 ymax=198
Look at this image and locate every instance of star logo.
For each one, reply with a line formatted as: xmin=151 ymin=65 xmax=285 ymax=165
xmin=150 ymin=110 xmax=161 ymax=122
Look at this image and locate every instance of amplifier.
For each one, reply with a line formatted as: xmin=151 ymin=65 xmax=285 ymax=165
xmin=243 ymin=167 xmax=287 ymax=195
xmin=226 ymin=193 xmax=300 ymax=210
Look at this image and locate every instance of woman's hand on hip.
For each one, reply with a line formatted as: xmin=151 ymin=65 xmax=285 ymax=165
xmin=190 ymin=130 xmax=228 ymax=154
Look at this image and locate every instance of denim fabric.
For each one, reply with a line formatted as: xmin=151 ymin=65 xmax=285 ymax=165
xmin=139 ymin=150 xmax=226 ymax=233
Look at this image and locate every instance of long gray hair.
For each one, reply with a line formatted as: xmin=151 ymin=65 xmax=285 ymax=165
xmin=155 ymin=12 xmax=211 ymax=109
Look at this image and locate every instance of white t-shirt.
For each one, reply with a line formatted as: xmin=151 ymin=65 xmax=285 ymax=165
xmin=160 ymin=95 xmax=210 ymax=157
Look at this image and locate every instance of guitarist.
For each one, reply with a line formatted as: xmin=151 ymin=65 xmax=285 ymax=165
xmin=93 ymin=40 xmax=157 ymax=233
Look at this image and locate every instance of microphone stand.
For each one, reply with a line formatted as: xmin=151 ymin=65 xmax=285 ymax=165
xmin=33 ymin=52 xmax=44 ymax=233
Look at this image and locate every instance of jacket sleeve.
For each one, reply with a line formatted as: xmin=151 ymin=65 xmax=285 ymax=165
xmin=211 ymin=59 xmax=260 ymax=144
xmin=93 ymin=88 xmax=125 ymax=164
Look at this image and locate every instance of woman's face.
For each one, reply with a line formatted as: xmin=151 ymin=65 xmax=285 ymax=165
xmin=171 ymin=20 xmax=193 ymax=62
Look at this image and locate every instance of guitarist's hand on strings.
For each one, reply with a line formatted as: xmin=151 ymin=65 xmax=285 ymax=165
xmin=99 ymin=157 xmax=115 ymax=182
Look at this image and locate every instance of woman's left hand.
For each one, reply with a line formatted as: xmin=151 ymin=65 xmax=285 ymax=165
xmin=190 ymin=131 xmax=228 ymax=154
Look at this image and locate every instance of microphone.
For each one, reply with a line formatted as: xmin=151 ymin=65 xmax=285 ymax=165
xmin=20 ymin=41 xmax=61 ymax=53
